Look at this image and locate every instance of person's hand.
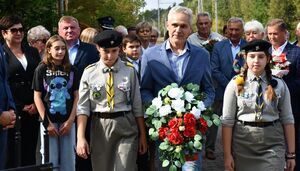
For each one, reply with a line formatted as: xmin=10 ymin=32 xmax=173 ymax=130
xmin=23 ymin=104 xmax=38 ymax=115
xmin=224 ymin=154 xmax=234 ymax=171
xmin=285 ymin=159 xmax=295 ymax=171
xmin=59 ymin=120 xmax=73 ymax=136
xmin=76 ymin=138 xmax=90 ymax=159
xmin=138 ymin=133 xmax=147 ymax=154
xmin=0 ymin=110 xmax=16 ymax=128
xmin=47 ymin=122 xmax=59 ymax=137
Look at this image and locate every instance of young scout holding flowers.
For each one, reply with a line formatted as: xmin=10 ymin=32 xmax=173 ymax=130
xmin=76 ymin=30 xmax=147 ymax=171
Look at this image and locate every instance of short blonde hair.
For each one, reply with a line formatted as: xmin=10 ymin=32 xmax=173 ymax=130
xmin=80 ymin=27 xmax=98 ymax=44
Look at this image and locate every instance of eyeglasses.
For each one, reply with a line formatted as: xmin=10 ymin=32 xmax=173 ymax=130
xmin=7 ymin=27 xmax=24 ymax=34
xmin=37 ymin=39 xmax=48 ymax=44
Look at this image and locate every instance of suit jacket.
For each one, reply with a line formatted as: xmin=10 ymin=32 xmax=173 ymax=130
xmin=0 ymin=45 xmax=15 ymax=117
xmin=74 ymin=41 xmax=99 ymax=78
xmin=3 ymin=43 xmax=40 ymax=111
xmin=211 ymin=39 xmax=246 ymax=100
xmin=140 ymin=41 xmax=215 ymax=107
xmin=270 ymin=43 xmax=300 ymax=120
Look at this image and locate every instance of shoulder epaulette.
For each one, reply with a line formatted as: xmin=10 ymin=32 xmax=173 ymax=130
xmin=85 ymin=63 xmax=97 ymax=70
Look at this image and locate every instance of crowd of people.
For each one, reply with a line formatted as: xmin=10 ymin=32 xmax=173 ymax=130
xmin=0 ymin=4 xmax=299 ymax=171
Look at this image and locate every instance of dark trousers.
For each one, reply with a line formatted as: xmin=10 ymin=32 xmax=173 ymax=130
xmin=295 ymin=120 xmax=300 ymax=171
xmin=0 ymin=130 xmax=7 ymax=169
xmin=205 ymin=100 xmax=222 ymax=152
xmin=6 ymin=112 xmax=39 ymax=169
xmin=76 ymin=117 xmax=92 ymax=171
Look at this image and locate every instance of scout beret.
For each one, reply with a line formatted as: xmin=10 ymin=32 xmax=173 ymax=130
xmin=97 ymin=16 xmax=115 ymax=30
xmin=94 ymin=30 xmax=122 ymax=48
xmin=241 ymin=39 xmax=271 ymax=53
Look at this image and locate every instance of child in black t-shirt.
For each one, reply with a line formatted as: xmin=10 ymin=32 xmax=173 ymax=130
xmin=33 ymin=35 xmax=79 ymax=171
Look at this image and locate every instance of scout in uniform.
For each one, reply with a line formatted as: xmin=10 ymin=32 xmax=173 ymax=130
xmin=222 ymin=40 xmax=295 ymax=171
xmin=76 ymin=30 xmax=147 ymax=171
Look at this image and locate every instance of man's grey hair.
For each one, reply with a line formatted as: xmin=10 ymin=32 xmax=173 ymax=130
xmin=244 ymin=20 xmax=264 ymax=34
xmin=227 ymin=17 xmax=244 ymax=27
xmin=167 ymin=6 xmax=193 ymax=26
xmin=197 ymin=12 xmax=211 ymax=21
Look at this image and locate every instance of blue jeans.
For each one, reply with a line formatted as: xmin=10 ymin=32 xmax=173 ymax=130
xmin=40 ymin=123 xmax=75 ymax=171
xmin=0 ymin=130 xmax=7 ymax=169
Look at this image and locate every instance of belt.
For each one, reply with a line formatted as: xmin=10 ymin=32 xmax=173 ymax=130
xmin=93 ymin=111 xmax=130 ymax=119
xmin=237 ymin=119 xmax=279 ymax=127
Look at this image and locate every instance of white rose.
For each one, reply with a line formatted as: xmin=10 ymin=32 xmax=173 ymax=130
xmin=152 ymin=97 xmax=162 ymax=109
xmin=159 ymin=105 xmax=172 ymax=117
xmin=184 ymin=91 xmax=194 ymax=103
xmin=197 ymin=101 xmax=206 ymax=111
xmin=168 ymin=88 xmax=184 ymax=99
xmin=191 ymin=106 xmax=201 ymax=119
xmin=171 ymin=99 xmax=185 ymax=112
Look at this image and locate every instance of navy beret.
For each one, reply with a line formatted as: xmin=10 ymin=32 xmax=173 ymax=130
xmin=97 ymin=16 xmax=115 ymax=30
xmin=94 ymin=30 xmax=122 ymax=48
xmin=241 ymin=40 xmax=271 ymax=53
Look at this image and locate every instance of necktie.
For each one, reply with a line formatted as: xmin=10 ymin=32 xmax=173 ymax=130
xmin=255 ymin=77 xmax=263 ymax=121
xmin=106 ymin=70 xmax=114 ymax=110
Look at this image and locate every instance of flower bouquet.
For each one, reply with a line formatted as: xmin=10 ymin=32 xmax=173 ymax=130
xmin=201 ymin=39 xmax=219 ymax=53
xmin=146 ymin=83 xmax=220 ymax=170
xmin=271 ymin=53 xmax=290 ymax=77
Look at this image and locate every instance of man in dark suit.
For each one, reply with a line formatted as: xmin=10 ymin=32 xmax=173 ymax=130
xmin=141 ymin=6 xmax=214 ymax=171
xmin=266 ymin=18 xmax=300 ymax=169
xmin=210 ymin=17 xmax=246 ymax=160
xmin=0 ymin=45 xmax=16 ymax=169
xmin=58 ymin=16 xmax=99 ymax=171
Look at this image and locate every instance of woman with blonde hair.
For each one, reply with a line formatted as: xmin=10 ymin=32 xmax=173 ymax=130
xmin=80 ymin=27 xmax=98 ymax=44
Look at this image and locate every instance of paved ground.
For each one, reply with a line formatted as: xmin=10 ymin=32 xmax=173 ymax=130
xmin=202 ymin=127 xmax=224 ymax=171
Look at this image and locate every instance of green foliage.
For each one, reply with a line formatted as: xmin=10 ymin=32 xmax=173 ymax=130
xmin=0 ymin=0 xmax=58 ymax=34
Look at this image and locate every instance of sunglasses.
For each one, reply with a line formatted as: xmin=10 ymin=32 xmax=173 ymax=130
xmin=7 ymin=27 xmax=24 ymax=34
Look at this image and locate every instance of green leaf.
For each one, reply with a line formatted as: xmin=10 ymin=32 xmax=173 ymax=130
xmin=162 ymin=160 xmax=170 ymax=167
xmin=170 ymin=83 xmax=178 ymax=88
xmin=153 ymin=120 xmax=162 ymax=129
xmin=202 ymin=115 xmax=210 ymax=121
xmin=194 ymin=141 xmax=202 ymax=150
xmin=160 ymin=117 xmax=167 ymax=123
xmin=194 ymin=134 xmax=202 ymax=141
xmin=159 ymin=142 xmax=169 ymax=150
xmin=174 ymin=160 xmax=182 ymax=168
xmin=145 ymin=105 xmax=157 ymax=115
xmin=206 ymin=120 xmax=213 ymax=127
xmin=150 ymin=132 xmax=159 ymax=141
xmin=185 ymin=103 xmax=191 ymax=110
xmin=212 ymin=113 xmax=219 ymax=119
xmin=169 ymin=164 xmax=177 ymax=171
xmin=148 ymin=128 xmax=155 ymax=135
xmin=213 ymin=118 xmax=221 ymax=126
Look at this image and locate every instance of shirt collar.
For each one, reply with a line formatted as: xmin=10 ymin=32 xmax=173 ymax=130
xmin=100 ymin=57 xmax=121 ymax=72
xmin=247 ymin=70 xmax=267 ymax=83
xmin=69 ymin=39 xmax=80 ymax=49
xmin=272 ymin=41 xmax=288 ymax=55
xmin=229 ymin=39 xmax=242 ymax=47
xmin=166 ymin=40 xmax=190 ymax=55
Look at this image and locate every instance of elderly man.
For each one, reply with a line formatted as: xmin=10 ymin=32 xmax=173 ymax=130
xmin=0 ymin=45 xmax=16 ymax=169
xmin=141 ymin=6 xmax=214 ymax=171
xmin=188 ymin=12 xmax=223 ymax=48
xmin=58 ymin=15 xmax=99 ymax=171
xmin=210 ymin=17 xmax=246 ymax=160
xmin=266 ymin=19 xmax=300 ymax=170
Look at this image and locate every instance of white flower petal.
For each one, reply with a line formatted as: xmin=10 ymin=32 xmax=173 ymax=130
xmin=184 ymin=91 xmax=194 ymax=102
xmin=171 ymin=99 xmax=185 ymax=112
xmin=152 ymin=97 xmax=162 ymax=109
xmin=159 ymin=105 xmax=172 ymax=117
xmin=168 ymin=88 xmax=184 ymax=99
xmin=191 ymin=106 xmax=201 ymax=119
xmin=197 ymin=101 xmax=206 ymax=111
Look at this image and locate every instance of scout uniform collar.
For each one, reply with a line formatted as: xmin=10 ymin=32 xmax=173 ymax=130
xmin=100 ymin=58 xmax=121 ymax=73
xmin=247 ymin=70 xmax=267 ymax=84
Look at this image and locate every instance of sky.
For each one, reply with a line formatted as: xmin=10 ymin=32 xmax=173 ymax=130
xmin=143 ymin=0 xmax=183 ymax=11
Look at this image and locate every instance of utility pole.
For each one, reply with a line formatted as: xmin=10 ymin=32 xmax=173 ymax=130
xmin=215 ymin=0 xmax=218 ymax=32
xmin=158 ymin=0 xmax=160 ymax=33
xmin=198 ymin=0 xmax=203 ymax=13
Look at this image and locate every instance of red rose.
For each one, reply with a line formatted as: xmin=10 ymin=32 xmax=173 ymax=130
xmin=158 ymin=127 xmax=169 ymax=141
xmin=199 ymin=117 xmax=208 ymax=134
xmin=184 ymin=113 xmax=196 ymax=126
xmin=167 ymin=129 xmax=184 ymax=145
xmin=168 ymin=118 xmax=183 ymax=129
xmin=183 ymin=126 xmax=196 ymax=138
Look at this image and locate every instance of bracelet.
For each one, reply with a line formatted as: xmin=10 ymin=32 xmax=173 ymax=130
xmin=285 ymin=152 xmax=296 ymax=160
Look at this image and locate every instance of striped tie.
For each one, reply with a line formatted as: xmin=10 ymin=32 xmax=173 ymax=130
xmin=106 ymin=71 xmax=114 ymax=110
xmin=255 ymin=77 xmax=263 ymax=121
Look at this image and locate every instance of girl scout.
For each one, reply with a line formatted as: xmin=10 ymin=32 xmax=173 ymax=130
xmin=76 ymin=30 xmax=147 ymax=171
xmin=222 ymin=40 xmax=295 ymax=171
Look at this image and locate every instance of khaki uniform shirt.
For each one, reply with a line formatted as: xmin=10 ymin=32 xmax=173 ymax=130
xmin=77 ymin=58 xmax=143 ymax=117
xmin=222 ymin=71 xmax=294 ymax=127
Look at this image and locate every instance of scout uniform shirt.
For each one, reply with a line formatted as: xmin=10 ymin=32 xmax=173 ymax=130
xmin=77 ymin=58 xmax=143 ymax=117
xmin=222 ymin=70 xmax=294 ymax=127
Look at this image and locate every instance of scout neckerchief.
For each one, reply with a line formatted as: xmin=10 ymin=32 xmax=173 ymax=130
xmin=254 ymin=77 xmax=264 ymax=121
xmin=103 ymin=67 xmax=115 ymax=110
